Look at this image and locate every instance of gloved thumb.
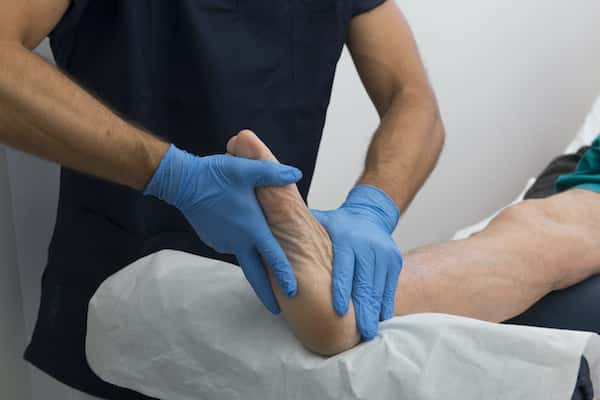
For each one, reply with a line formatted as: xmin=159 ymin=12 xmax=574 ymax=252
xmin=248 ymin=160 xmax=303 ymax=187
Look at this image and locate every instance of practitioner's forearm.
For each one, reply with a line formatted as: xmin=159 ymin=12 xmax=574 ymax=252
xmin=358 ymin=88 xmax=444 ymax=210
xmin=0 ymin=41 xmax=168 ymax=190
xmin=348 ymin=1 xmax=444 ymax=210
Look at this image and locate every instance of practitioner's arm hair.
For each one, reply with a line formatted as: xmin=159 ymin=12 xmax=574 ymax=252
xmin=0 ymin=0 xmax=169 ymax=190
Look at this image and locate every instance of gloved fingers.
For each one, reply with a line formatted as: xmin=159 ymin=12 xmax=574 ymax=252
xmin=256 ymin=233 xmax=298 ymax=297
xmin=232 ymin=158 xmax=303 ymax=187
xmin=238 ymin=251 xmax=281 ymax=315
xmin=352 ymin=253 xmax=379 ymax=341
xmin=380 ymin=250 xmax=403 ymax=321
xmin=372 ymin=252 xmax=388 ymax=321
xmin=255 ymin=161 xmax=303 ymax=187
xmin=331 ymin=244 xmax=355 ymax=316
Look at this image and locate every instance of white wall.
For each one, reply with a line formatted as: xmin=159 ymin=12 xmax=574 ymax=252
xmin=6 ymin=150 xmax=63 ymax=400
xmin=6 ymin=2 xmax=600 ymax=399
xmin=0 ymin=145 xmax=32 ymax=400
xmin=6 ymin=42 xmax=68 ymax=400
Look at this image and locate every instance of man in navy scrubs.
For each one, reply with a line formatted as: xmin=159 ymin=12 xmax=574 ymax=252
xmin=0 ymin=0 xmax=445 ymax=398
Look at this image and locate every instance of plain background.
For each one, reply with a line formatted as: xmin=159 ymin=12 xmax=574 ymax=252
xmin=1 ymin=1 xmax=600 ymax=399
xmin=0 ymin=147 xmax=32 ymax=400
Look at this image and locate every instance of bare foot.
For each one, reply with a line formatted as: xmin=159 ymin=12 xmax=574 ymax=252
xmin=227 ymin=130 xmax=360 ymax=355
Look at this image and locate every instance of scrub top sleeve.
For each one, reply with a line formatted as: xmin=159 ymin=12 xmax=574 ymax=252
xmin=48 ymin=0 xmax=90 ymax=66
xmin=50 ymin=0 xmax=90 ymax=39
xmin=352 ymin=0 xmax=386 ymax=17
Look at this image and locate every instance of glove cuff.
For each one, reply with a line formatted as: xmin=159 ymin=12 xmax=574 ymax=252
xmin=344 ymin=185 xmax=401 ymax=233
xmin=143 ymin=144 xmax=196 ymax=207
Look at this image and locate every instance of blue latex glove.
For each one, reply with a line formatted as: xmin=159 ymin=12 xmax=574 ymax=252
xmin=311 ymin=185 xmax=402 ymax=340
xmin=145 ymin=144 xmax=303 ymax=314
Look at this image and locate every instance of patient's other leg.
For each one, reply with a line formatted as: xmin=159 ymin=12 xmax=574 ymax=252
xmin=227 ymin=130 xmax=360 ymax=355
xmin=396 ymin=189 xmax=600 ymax=323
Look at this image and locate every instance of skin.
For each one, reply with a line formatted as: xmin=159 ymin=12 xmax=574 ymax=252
xmin=349 ymin=0 xmax=445 ymax=210
xmin=392 ymin=190 xmax=600 ymax=322
xmin=228 ymin=131 xmax=361 ymax=355
xmin=229 ymin=130 xmax=600 ymax=356
xmin=0 ymin=0 xmax=169 ymax=190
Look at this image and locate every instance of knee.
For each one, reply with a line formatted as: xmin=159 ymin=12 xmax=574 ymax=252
xmin=497 ymin=197 xmax=573 ymax=228
xmin=483 ymin=199 xmax=565 ymax=248
xmin=493 ymin=199 xmax=546 ymax=227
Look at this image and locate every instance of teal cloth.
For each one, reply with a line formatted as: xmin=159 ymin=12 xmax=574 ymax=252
xmin=556 ymin=134 xmax=600 ymax=194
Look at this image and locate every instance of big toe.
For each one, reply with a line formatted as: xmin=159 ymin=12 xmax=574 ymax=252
xmin=229 ymin=130 xmax=278 ymax=162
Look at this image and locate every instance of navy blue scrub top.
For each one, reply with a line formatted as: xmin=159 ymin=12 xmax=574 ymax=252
xmin=24 ymin=1 xmax=385 ymax=399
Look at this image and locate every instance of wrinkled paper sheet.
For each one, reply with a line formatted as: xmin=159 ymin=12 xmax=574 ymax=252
xmin=87 ymin=250 xmax=600 ymax=400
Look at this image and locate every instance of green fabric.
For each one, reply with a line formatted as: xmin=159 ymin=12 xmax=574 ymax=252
xmin=556 ymin=134 xmax=600 ymax=194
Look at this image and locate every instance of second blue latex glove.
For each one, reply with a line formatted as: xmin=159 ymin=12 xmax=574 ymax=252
xmin=311 ymin=185 xmax=402 ymax=340
xmin=145 ymin=144 xmax=303 ymax=314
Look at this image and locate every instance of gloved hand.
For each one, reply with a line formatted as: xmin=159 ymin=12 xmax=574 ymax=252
xmin=145 ymin=144 xmax=302 ymax=314
xmin=311 ymin=185 xmax=402 ymax=340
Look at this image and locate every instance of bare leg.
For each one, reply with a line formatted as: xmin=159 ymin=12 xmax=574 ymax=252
xmin=229 ymin=131 xmax=600 ymax=354
xmin=397 ymin=189 xmax=600 ymax=322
